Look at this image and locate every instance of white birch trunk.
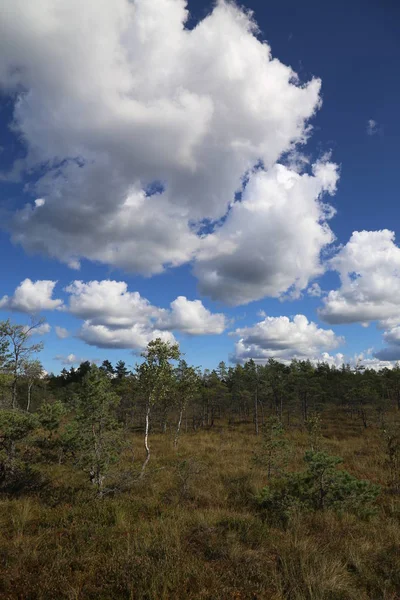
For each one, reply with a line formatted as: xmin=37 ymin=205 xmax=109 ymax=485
xmin=140 ymin=402 xmax=151 ymax=478
xmin=26 ymin=383 xmax=33 ymax=412
xmin=174 ymin=408 xmax=183 ymax=448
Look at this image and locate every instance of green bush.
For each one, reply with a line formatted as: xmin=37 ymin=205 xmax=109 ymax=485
xmin=254 ymin=416 xmax=291 ymax=480
xmin=37 ymin=400 xmax=65 ymax=439
xmin=258 ymin=450 xmax=380 ymax=523
xmin=0 ymin=409 xmax=39 ymax=491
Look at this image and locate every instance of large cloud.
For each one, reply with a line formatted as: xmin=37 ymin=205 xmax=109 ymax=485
xmin=66 ymin=280 xmax=162 ymax=327
xmin=0 ymin=279 xmax=63 ymax=313
xmin=77 ymin=322 xmax=176 ymax=350
xmin=232 ymin=313 xmax=343 ymax=363
xmin=195 ymin=160 xmax=338 ymax=304
xmin=156 ymin=295 xmax=226 ymax=334
xmin=319 ymin=230 xmax=400 ymax=325
xmin=372 ymin=325 xmax=400 ymax=362
xmin=65 ymin=279 xmax=226 ymax=349
xmin=0 ymin=0 xmax=335 ymax=302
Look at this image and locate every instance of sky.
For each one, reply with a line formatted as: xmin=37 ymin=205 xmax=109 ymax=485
xmin=0 ymin=0 xmax=399 ymax=374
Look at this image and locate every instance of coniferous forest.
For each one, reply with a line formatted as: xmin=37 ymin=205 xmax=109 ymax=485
xmin=1 ymin=318 xmax=400 ymax=599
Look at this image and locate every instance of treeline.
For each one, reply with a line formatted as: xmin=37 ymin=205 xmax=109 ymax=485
xmin=1 ymin=317 xmax=400 ymax=497
xmin=49 ymin=349 xmax=400 ymax=432
xmin=2 ymin=314 xmax=400 ymax=435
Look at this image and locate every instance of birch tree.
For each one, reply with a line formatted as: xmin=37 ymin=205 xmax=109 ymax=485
xmin=22 ymin=359 xmax=43 ymax=412
xmin=0 ymin=318 xmax=45 ymax=409
xmin=174 ymin=359 xmax=200 ymax=447
xmin=137 ymin=338 xmax=180 ymax=477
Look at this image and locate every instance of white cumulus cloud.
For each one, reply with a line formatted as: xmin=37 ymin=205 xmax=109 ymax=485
xmin=77 ymin=322 xmax=176 ymax=350
xmin=156 ymin=296 xmax=226 ymax=335
xmin=64 ymin=279 xmax=226 ymax=350
xmin=0 ymin=0 xmax=336 ymax=303
xmin=0 ymin=279 xmax=63 ymax=313
xmin=319 ymin=230 xmax=400 ymax=325
xmin=66 ymin=280 xmax=162 ymax=326
xmin=232 ymin=313 xmax=343 ymax=363
xmin=195 ymin=160 xmax=338 ymax=304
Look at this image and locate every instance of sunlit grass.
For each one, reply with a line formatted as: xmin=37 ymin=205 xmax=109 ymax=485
xmin=1 ymin=410 xmax=400 ymax=599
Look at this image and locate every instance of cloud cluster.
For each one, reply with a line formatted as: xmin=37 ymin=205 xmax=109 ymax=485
xmin=66 ymin=280 xmax=161 ymax=327
xmin=320 ymin=230 xmax=400 ymax=325
xmin=372 ymin=325 xmax=400 ymax=362
xmin=232 ymin=313 xmax=343 ymax=363
xmin=67 ymin=280 xmax=226 ymax=348
xmin=317 ymin=351 xmax=395 ymax=371
xmin=1 ymin=278 xmax=227 ymax=350
xmin=66 ymin=280 xmax=175 ymax=349
xmin=0 ymin=0 xmax=337 ymax=303
xmin=195 ymin=161 xmax=338 ymax=304
xmin=0 ymin=279 xmax=63 ymax=313
xmin=156 ymin=296 xmax=226 ymax=335
xmin=54 ymin=353 xmax=96 ymax=366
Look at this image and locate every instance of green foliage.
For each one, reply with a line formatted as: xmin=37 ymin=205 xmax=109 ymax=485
xmin=175 ymin=360 xmax=200 ymax=409
xmin=305 ymin=411 xmax=323 ymax=451
xmin=57 ymin=421 xmax=81 ymax=464
xmin=0 ymin=328 xmax=11 ymax=372
xmin=100 ymin=359 xmax=115 ymax=376
xmin=0 ymin=409 xmax=38 ymax=486
xmin=289 ymin=360 xmax=324 ymax=422
xmin=0 ymin=409 xmax=38 ymax=447
xmin=381 ymin=417 xmax=400 ymax=493
xmin=73 ymin=366 xmax=124 ymax=496
xmin=115 ymin=360 xmax=129 ymax=379
xmin=258 ymin=450 xmax=380 ymax=523
xmin=174 ymin=360 xmax=200 ymax=445
xmin=137 ymin=338 xmax=181 ymax=407
xmin=0 ymin=318 xmax=45 ymax=408
xmin=37 ymin=400 xmax=65 ymax=438
xmin=254 ymin=416 xmax=291 ymax=479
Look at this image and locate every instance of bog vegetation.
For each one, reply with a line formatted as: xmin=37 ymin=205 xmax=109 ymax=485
xmin=1 ymin=317 xmax=400 ymax=599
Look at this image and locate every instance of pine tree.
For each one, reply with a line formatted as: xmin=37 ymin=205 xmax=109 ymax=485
xmin=74 ymin=366 xmax=123 ymax=496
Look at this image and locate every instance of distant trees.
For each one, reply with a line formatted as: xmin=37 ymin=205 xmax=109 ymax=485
xmin=2 ymin=315 xmax=400 ymax=439
xmin=115 ymin=360 xmax=129 ymax=380
xmin=174 ymin=359 xmax=200 ymax=447
xmin=2 ymin=315 xmax=400 ymax=513
xmin=0 ymin=318 xmax=44 ymax=409
xmin=100 ymin=359 xmax=115 ymax=377
xmin=244 ymin=359 xmax=260 ymax=435
xmin=22 ymin=359 xmax=44 ymax=412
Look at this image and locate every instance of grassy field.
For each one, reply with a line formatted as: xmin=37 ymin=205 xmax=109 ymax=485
xmin=1 ymin=410 xmax=400 ymax=600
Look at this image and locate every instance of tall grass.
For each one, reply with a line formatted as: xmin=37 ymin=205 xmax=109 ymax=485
xmin=1 ymin=411 xmax=399 ymax=599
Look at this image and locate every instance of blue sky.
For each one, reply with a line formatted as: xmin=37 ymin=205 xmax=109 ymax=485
xmin=0 ymin=0 xmax=399 ymax=373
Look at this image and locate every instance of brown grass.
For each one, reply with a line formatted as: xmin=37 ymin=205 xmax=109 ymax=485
xmin=1 ymin=412 xmax=399 ymax=599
